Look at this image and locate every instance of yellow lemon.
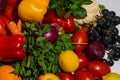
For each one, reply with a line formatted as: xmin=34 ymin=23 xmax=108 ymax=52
xmin=37 ymin=73 xmax=60 ymax=80
xmin=103 ymin=72 xmax=120 ymax=80
xmin=58 ymin=50 xmax=79 ymax=72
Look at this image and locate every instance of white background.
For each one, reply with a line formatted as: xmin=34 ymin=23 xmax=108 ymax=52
xmin=97 ymin=0 xmax=120 ymax=74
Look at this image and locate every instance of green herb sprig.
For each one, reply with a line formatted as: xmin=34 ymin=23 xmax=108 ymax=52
xmin=12 ymin=22 xmax=74 ymax=80
xmin=49 ymin=0 xmax=93 ymax=18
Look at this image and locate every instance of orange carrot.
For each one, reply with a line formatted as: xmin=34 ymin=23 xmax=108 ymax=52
xmin=7 ymin=19 xmax=22 ymax=35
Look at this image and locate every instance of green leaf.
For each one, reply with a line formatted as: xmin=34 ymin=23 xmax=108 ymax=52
xmin=64 ymin=10 xmax=72 ymax=18
xmin=56 ymin=6 xmax=63 ymax=17
xmin=72 ymin=7 xmax=87 ymax=18
xmin=42 ymin=24 xmax=50 ymax=34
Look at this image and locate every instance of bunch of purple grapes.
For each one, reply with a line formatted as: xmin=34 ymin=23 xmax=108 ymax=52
xmin=88 ymin=9 xmax=120 ymax=66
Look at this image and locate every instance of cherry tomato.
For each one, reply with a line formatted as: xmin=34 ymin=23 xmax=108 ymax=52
xmin=88 ymin=61 xmax=111 ymax=77
xmin=58 ymin=72 xmax=74 ymax=80
xmin=76 ymin=52 xmax=88 ymax=69
xmin=74 ymin=69 xmax=95 ymax=80
xmin=0 ymin=19 xmax=7 ymax=36
xmin=72 ymin=27 xmax=88 ymax=53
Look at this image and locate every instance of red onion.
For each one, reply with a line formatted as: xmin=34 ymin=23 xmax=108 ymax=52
xmin=84 ymin=42 xmax=105 ymax=61
xmin=43 ymin=25 xmax=58 ymax=43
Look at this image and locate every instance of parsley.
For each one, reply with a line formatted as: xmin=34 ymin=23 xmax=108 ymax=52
xmin=12 ymin=22 xmax=74 ymax=80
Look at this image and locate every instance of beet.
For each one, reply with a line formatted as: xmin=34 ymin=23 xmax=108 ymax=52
xmin=84 ymin=42 xmax=105 ymax=61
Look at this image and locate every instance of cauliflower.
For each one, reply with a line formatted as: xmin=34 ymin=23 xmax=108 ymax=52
xmin=74 ymin=0 xmax=101 ymax=25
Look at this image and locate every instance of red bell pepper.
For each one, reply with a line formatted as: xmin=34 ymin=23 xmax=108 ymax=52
xmin=0 ymin=34 xmax=26 ymax=62
xmin=0 ymin=49 xmax=26 ymax=62
xmin=43 ymin=10 xmax=75 ymax=33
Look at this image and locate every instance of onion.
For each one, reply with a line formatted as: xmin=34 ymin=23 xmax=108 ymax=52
xmin=84 ymin=42 xmax=105 ymax=61
xmin=43 ymin=24 xmax=58 ymax=43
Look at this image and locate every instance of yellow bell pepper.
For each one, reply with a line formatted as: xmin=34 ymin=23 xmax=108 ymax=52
xmin=18 ymin=0 xmax=50 ymax=22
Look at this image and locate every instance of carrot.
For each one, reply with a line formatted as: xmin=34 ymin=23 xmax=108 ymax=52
xmin=7 ymin=19 xmax=22 ymax=35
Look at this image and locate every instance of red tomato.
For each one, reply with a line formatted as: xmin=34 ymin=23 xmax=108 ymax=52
xmin=0 ymin=19 xmax=7 ymax=36
xmin=58 ymin=72 xmax=74 ymax=80
xmin=88 ymin=61 xmax=111 ymax=77
xmin=72 ymin=27 xmax=88 ymax=53
xmin=74 ymin=69 xmax=95 ymax=80
xmin=76 ymin=52 xmax=88 ymax=69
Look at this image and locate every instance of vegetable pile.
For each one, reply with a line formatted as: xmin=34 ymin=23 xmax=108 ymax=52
xmin=0 ymin=0 xmax=120 ymax=80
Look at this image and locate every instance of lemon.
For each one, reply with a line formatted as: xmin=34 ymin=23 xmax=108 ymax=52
xmin=103 ymin=72 xmax=120 ymax=80
xmin=37 ymin=73 xmax=60 ymax=80
xmin=43 ymin=73 xmax=60 ymax=80
xmin=58 ymin=50 xmax=79 ymax=72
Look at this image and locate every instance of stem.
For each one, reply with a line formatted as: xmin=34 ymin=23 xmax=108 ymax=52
xmin=72 ymin=42 xmax=88 ymax=45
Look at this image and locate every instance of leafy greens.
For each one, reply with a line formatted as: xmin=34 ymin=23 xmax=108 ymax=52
xmin=49 ymin=0 xmax=93 ymax=18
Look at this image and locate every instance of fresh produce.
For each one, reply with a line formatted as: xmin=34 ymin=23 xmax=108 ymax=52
xmin=11 ymin=22 xmax=74 ymax=80
xmin=48 ymin=0 xmax=93 ymax=18
xmin=88 ymin=61 xmax=111 ymax=77
xmin=0 ymin=19 xmax=7 ymax=36
xmin=0 ymin=14 xmax=9 ymax=36
xmin=37 ymin=73 xmax=60 ymax=80
xmin=7 ymin=19 xmax=22 ymax=35
xmin=0 ymin=14 xmax=10 ymax=24
xmin=0 ymin=15 xmax=10 ymax=36
xmin=0 ymin=65 xmax=22 ymax=80
xmin=42 ymin=24 xmax=58 ymax=43
xmin=58 ymin=72 xmax=74 ymax=80
xmin=6 ymin=0 xmax=21 ymax=7
xmin=76 ymin=52 xmax=88 ymax=69
xmin=72 ymin=27 xmax=88 ymax=53
xmin=43 ymin=10 xmax=75 ymax=32
xmin=74 ymin=0 xmax=101 ymax=24
xmin=58 ymin=50 xmax=79 ymax=72
xmin=84 ymin=41 xmax=105 ymax=61
xmin=3 ymin=2 xmax=19 ymax=22
xmin=102 ymin=72 xmax=120 ymax=80
xmin=0 ymin=0 xmax=120 ymax=80
xmin=87 ymin=9 xmax=120 ymax=66
xmin=18 ymin=0 xmax=50 ymax=22
xmin=0 ymin=34 xmax=26 ymax=62
xmin=74 ymin=69 xmax=95 ymax=80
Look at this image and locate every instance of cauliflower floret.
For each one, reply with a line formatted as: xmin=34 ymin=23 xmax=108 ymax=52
xmin=74 ymin=0 xmax=101 ymax=25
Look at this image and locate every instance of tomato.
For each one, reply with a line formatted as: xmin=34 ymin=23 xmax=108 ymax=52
xmin=76 ymin=52 xmax=88 ymax=69
xmin=72 ymin=27 xmax=88 ymax=53
xmin=74 ymin=69 xmax=95 ymax=80
xmin=88 ymin=61 xmax=111 ymax=77
xmin=0 ymin=19 xmax=7 ymax=36
xmin=58 ymin=72 xmax=74 ymax=80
